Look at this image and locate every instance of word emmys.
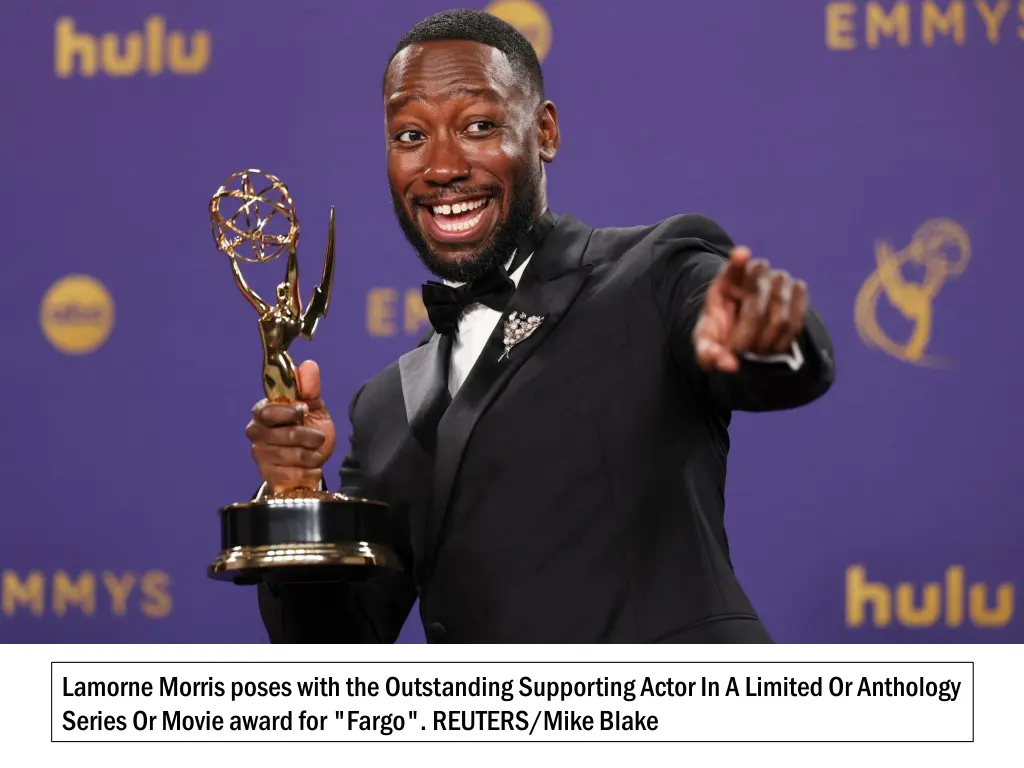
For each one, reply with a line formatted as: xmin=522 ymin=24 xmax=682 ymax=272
xmin=826 ymin=0 xmax=1024 ymax=48
xmin=2 ymin=570 xmax=171 ymax=618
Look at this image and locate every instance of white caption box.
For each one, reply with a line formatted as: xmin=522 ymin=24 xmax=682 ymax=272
xmin=51 ymin=661 xmax=973 ymax=742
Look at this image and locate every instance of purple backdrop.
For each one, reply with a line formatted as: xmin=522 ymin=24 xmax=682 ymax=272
xmin=1 ymin=0 xmax=1020 ymax=643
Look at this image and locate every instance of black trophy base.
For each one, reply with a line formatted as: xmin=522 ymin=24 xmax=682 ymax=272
xmin=207 ymin=491 xmax=400 ymax=585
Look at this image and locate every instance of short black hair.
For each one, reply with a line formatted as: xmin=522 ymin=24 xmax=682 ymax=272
xmin=384 ymin=8 xmax=544 ymax=98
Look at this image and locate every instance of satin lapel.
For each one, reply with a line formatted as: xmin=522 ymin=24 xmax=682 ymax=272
xmin=424 ymin=214 xmax=596 ymax=568
xmin=399 ymin=331 xmax=453 ymax=454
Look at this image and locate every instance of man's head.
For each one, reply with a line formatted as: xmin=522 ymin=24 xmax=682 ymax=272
xmin=383 ymin=9 xmax=559 ymax=282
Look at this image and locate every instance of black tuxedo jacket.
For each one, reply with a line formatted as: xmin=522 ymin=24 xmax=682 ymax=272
xmin=257 ymin=212 xmax=835 ymax=643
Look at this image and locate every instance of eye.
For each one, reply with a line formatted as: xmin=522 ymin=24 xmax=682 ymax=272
xmin=466 ymin=120 xmax=496 ymax=135
xmin=395 ymin=129 xmax=424 ymax=143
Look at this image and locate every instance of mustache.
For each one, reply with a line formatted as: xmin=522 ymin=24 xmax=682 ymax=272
xmin=410 ymin=184 xmax=503 ymax=206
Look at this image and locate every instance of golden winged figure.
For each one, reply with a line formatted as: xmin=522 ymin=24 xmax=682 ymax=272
xmin=209 ymin=170 xmax=335 ymax=401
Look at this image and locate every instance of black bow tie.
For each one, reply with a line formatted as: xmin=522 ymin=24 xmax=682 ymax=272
xmin=420 ymin=210 xmax=557 ymax=336
xmin=422 ymin=267 xmax=515 ymax=336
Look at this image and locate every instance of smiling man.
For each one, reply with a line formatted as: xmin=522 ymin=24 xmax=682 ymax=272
xmin=247 ymin=9 xmax=835 ymax=643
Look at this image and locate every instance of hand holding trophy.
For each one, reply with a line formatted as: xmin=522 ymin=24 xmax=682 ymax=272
xmin=207 ymin=170 xmax=399 ymax=584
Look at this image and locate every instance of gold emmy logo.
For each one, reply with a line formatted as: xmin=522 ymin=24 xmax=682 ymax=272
xmin=826 ymin=1 xmax=1024 ymax=49
xmin=846 ymin=565 xmax=1014 ymax=628
xmin=485 ymin=0 xmax=553 ymax=61
xmin=366 ymin=287 xmax=430 ymax=337
xmin=40 ymin=275 xmax=115 ymax=355
xmin=54 ymin=15 xmax=211 ymax=78
xmin=1 ymin=569 xmax=172 ymax=618
xmin=854 ymin=219 xmax=969 ymax=366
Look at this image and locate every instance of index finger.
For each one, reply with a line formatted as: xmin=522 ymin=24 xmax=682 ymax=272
xmin=719 ymin=246 xmax=753 ymax=288
xmin=256 ymin=401 xmax=308 ymax=427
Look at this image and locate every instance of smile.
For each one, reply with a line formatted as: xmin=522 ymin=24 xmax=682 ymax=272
xmin=419 ymin=196 xmax=495 ymax=242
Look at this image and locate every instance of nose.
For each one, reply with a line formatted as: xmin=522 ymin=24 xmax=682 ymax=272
xmin=422 ymin=129 xmax=470 ymax=186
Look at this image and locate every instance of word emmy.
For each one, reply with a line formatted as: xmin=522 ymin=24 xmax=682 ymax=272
xmin=367 ymin=287 xmax=431 ymax=337
xmin=1 ymin=570 xmax=171 ymax=618
xmin=826 ymin=0 xmax=1024 ymax=48
xmin=846 ymin=565 xmax=1014 ymax=628
xmin=55 ymin=16 xmax=210 ymax=78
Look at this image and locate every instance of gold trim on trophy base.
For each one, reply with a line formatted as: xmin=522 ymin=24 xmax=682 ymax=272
xmin=222 ymin=491 xmax=390 ymax=510
xmin=209 ymin=541 xmax=399 ymax=575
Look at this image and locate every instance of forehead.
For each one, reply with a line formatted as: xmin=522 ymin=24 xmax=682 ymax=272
xmin=385 ymin=40 xmax=524 ymax=111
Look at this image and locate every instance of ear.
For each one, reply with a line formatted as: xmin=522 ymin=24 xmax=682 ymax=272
xmin=537 ymin=100 xmax=560 ymax=163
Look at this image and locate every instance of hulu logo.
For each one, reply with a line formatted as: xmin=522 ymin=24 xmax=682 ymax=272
xmin=846 ymin=565 xmax=1014 ymax=628
xmin=55 ymin=16 xmax=210 ymax=78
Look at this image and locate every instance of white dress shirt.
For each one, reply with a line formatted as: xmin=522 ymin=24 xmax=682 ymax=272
xmin=445 ymin=253 xmax=803 ymax=396
xmin=446 ymin=252 xmax=533 ymax=396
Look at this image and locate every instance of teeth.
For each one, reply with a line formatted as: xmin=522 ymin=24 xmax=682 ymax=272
xmin=436 ymin=208 xmax=486 ymax=233
xmin=432 ymin=198 xmax=486 ymax=216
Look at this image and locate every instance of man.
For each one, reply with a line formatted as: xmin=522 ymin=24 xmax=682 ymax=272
xmin=247 ymin=9 xmax=835 ymax=643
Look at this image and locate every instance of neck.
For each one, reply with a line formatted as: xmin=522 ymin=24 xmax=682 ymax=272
xmin=532 ymin=179 xmax=549 ymax=225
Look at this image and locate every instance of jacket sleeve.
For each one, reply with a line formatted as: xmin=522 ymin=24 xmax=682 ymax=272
xmin=256 ymin=382 xmax=418 ymax=643
xmin=651 ymin=215 xmax=836 ymax=413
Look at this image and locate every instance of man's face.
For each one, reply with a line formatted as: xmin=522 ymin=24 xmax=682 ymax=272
xmin=384 ymin=40 xmax=556 ymax=282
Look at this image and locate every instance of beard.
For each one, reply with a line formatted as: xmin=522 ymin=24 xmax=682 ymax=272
xmin=391 ymin=166 xmax=540 ymax=283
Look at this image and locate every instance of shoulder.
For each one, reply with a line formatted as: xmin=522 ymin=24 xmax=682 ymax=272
xmin=578 ymin=214 xmax=735 ymax=294
xmin=585 ymin=213 xmax=734 ymax=264
xmin=652 ymin=213 xmax=735 ymax=253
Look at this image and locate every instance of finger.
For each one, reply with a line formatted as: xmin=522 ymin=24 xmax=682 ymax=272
xmin=729 ymin=261 xmax=770 ymax=349
xmin=257 ymin=402 xmax=308 ymax=427
xmin=693 ymin=332 xmax=718 ymax=369
xmin=722 ymin=255 xmax=770 ymax=305
xmin=264 ymin=425 xmax=327 ymax=451
xmin=719 ymin=246 xmax=753 ymax=290
xmin=252 ymin=443 xmax=325 ymax=470
xmin=693 ymin=311 xmax=732 ymax=364
xmin=694 ymin=335 xmax=740 ymax=373
xmin=740 ymin=258 xmax=770 ymax=292
xmin=248 ymin=423 xmax=327 ymax=451
xmin=754 ymin=272 xmax=791 ymax=351
xmin=693 ymin=313 xmax=720 ymax=357
xmin=717 ymin=351 xmax=740 ymax=372
xmin=776 ymin=280 xmax=809 ymax=351
xmin=297 ymin=360 xmax=325 ymax=410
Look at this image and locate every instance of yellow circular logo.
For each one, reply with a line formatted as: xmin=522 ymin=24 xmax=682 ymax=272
xmin=486 ymin=0 xmax=553 ymax=62
xmin=854 ymin=220 xmax=970 ymax=367
xmin=40 ymin=274 xmax=114 ymax=354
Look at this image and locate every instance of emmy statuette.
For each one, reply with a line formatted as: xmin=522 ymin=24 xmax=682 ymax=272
xmin=207 ymin=170 xmax=399 ymax=584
